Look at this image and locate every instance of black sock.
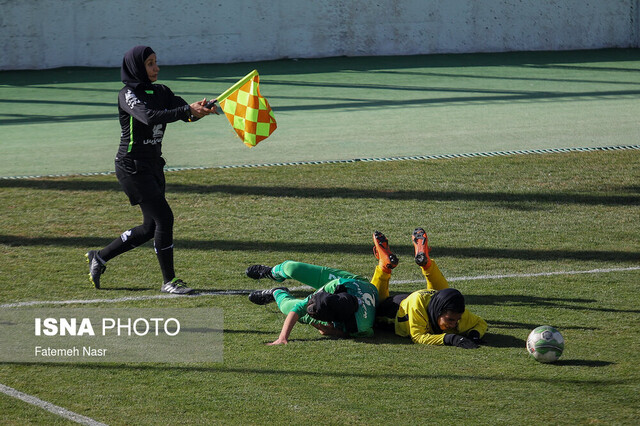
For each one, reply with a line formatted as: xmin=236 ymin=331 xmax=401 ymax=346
xmin=155 ymin=242 xmax=175 ymax=284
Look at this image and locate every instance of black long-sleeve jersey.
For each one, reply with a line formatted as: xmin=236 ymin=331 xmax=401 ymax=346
xmin=116 ymin=84 xmax=192 ymax=160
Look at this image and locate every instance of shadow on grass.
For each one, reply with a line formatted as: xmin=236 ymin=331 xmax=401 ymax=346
xmin=2 ymin=179 xmax=639 ymax=207
xmin=469 ymin=295 xmax=640 ymax=314
xmin=177 ymin=327 xmax=275 ymax=336
xmin=3 ymin=360 xmax=622 ymax=381
xmin=3 ymin=49 xmax=639 ymax=126
xmin=552 ymin=359 xmax=614 ymax=367
xmin=368 ymin=328 xmax=527 ymax=349
xmin=482 ymin=333 xmax=526 ymax=348
xmin=99 ymin=287 xmax=155 ymax=292
xmin=367 ymin=327 xmax=415 ymax=345
xmin=486 ymin=320 xmax=601 ymax=331
xmin=223 ymin=329 xmax=275 ymax=335
xmin=372 ymin=322 xmax=528 ymax=348
xmin=1 ymin=235 xmax=638 ymax=264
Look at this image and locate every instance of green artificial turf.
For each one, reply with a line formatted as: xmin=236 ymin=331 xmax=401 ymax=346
xmin=1 ymin=149 xmax=639 ymax=424
xmin=2 ymin=49 xmax=640 ymax=177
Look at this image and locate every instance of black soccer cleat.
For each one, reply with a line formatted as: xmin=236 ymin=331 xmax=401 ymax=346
xmin=246 ymin=265 xmax=276 ymax=280
xmin=85 ymin=250 xmax=106 ymax=289
xmin=248 ymin=287 xmax=289 ymax=305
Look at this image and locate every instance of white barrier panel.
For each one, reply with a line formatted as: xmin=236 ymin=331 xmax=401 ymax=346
xmin=1 ymin=0 xmax=639 ymax=70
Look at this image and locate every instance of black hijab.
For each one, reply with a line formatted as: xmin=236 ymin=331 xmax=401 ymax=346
xmin=121 ymin=45 xmax=155 ymax=89
xmin=307 ymin=286 xmax=359 ymax=333
xmin=426 ymin=288 xmax=466 ymax=333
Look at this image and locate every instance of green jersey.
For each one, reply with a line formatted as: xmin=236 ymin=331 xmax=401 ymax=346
xmin=292 ymin=278 xmax=379 ymax=337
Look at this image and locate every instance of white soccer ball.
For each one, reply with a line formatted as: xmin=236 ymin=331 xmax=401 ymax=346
xmin=526 ymin=325 xmax=564 ymax=363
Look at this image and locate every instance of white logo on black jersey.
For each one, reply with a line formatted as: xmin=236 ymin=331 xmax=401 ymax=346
xmin=152 ymin=124 xmax=164 ymax=138
xmin=125 ymin=90 xmax=141 ymax=110
xmin=142 ymin=124 xmax=164 ymax=145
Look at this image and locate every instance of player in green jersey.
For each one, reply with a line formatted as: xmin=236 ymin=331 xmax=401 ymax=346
xmin=246 ymin=260 xmax=379 ymax=345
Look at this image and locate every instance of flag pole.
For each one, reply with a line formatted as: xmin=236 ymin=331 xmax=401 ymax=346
xmin=217 ymin=69 xmax=258 ymax=102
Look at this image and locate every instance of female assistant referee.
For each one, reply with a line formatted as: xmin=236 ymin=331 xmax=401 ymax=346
xmin=85 ymin=45 xmax=217 ymax=294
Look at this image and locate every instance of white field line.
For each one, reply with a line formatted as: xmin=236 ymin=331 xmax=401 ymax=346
xmin=1 ymin=266 xmax=638 ymax=309
xmin=0 ymin=383 xmax=108 ymax=426
xmin=391 ymin=266 xmax=640 ymax=284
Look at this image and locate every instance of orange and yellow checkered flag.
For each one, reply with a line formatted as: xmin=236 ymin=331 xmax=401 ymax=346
xmin=217 ymin=70 xmax=277 ymax=147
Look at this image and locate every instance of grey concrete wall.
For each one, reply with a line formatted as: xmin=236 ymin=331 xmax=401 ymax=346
xmin=1 ymin=0 xmax=638 ymax=70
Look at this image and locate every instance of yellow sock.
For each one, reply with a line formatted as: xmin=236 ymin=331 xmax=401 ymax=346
xmin=371 ymin=265 xmax=391 ymax=301
xmin=421 ymin=260 xmax=449 ymax=290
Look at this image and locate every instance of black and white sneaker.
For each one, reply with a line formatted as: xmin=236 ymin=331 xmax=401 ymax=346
xmin=248 ymin=287 xmax=289 ymax=305
xmin=85 ymin=250 xmax=106 ymax=289
xmin=246 ymin=265 xmax=277 ymax=280
xmin=161 ymin=278 xmax=195 ymax=295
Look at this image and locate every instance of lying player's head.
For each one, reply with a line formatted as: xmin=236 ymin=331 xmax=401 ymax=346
xmin=307 ymin=289 xmax=359 ymax=322
xmin=428 ymin=288 xmax=465 ymax=332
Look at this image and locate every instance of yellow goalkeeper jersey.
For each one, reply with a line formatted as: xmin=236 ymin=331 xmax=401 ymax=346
xmin=395 ymin=289 xmax=487 ymax=345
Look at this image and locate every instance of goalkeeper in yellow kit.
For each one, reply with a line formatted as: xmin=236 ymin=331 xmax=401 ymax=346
xmin=371 ymin=228 xmax=487 ymax=348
